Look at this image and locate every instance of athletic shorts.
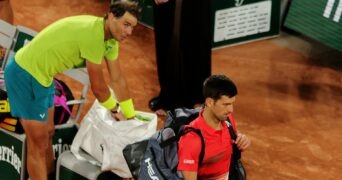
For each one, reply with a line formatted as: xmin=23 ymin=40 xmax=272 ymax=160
xmin=4 ymin=57 xmax=54 ymax=121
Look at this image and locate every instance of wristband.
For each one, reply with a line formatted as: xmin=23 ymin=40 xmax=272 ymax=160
xmin=99 ymin=95 xmax=117 ymax=110
xmin=119 ymin=98 xmax=135 ymax=118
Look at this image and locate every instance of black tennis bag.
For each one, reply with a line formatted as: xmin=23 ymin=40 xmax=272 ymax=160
xmin=226 ymin=119 xmax=247 ymax=180
xmin=123 ymin=107 xmax=204 ymax=180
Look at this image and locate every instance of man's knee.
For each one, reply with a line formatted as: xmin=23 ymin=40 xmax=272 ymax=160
xmin=22 ymin=121 xmax=50 ymax=150
xmin=47 ymin=124 xmax=55 ymax=138
xmin=27 ymin=136 xmax=49 ymax=157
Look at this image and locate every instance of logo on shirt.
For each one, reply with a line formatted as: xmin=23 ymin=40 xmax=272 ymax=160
xmin=183 ymin=159 xmax=195 ymax=164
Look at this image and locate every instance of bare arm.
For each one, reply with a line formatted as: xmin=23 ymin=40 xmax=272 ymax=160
xmin=104 ymin=59 xmax=131 ymax=102
xmin=181 ymin=171 xmax=198 ymax=180
xmin=86 ymin=60 xmax=111 ymax=102
xmin=86 ymin=59 xmax=131 ymax=120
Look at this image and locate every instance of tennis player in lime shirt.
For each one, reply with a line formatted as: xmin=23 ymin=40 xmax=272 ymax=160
xmin=4 ymin=0 xmax=140 ymax=179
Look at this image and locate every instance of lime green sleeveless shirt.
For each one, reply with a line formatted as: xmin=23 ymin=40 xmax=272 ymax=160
xmin=15 ymin=15 xmax=119 ymax=87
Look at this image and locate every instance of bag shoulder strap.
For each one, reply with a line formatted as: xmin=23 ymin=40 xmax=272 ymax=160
xmin=225 ymin=117 xmax=242 ymax=160
xmin=182 ymin=126 xmax=205 ymax=167
xmin=225 ymin=117 xmax=237 ymax=140
xmin=159 ymin=125 xmax=205 ymax=168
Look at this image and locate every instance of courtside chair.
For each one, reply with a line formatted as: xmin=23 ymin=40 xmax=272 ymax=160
xmin=12 ymin=25 xmax=37 ymax=53
xmin=1 ymin=25 xmax=38 ymax=70
xmin=0 ymin=33 xmax=13 ymax=70
xmin=0 ymin=19 xmax=17 ymax=38
xmin=60 ymin=68 xmax=90 ymax=124
xmin=0 ymin=19 xmax=17 ymax=70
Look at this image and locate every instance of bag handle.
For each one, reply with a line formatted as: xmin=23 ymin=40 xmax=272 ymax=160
xmin=182 ymin=126 xmax=205 ymax=167
xmin=159 ymin=125 xmax=205 ymax=168
xmin=225 ymin=117 xmax=237 ymax=140
xmin=225 ymin=117 xmax=241 ymax=161
xmin=54 ymin=79 xmax=72 ymax=115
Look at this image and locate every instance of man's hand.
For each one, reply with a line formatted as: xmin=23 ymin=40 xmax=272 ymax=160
xmin=154 ymin=0 xmax=169 ymax=5
xmin=111 ymin=111 xmax=126 ymax=121
xmin=235 ymin=133 xmax=251 ymax=151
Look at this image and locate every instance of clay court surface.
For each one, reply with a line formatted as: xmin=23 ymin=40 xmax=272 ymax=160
xmin=10 ymin=0 xmax=342 ymax=179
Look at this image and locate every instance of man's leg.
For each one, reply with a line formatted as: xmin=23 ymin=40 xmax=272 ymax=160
xmin=46 ymin=107 xmax=55 ymax=175
xmin=20 ymin=118 xmax=50 ymax=180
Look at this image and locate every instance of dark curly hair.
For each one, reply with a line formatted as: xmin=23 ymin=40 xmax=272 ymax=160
xmin=105 ymin=0 xmax=141 ymax=19
xmin=203 ymin=74 xmax=238 ymax=101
